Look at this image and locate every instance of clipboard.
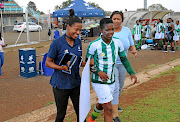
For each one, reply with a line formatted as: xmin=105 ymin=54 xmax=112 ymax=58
xmin=59 ymin=52 xmax=77 ymax=74
xmin=78 ymin=56 xmax=83 ymax=68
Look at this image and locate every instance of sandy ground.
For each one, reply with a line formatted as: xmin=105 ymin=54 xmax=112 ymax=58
xmin=0 ymin=32 xmax=180 ymax=121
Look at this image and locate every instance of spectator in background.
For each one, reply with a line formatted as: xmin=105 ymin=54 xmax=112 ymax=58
xmin=163 ymin=18 xmax=175 ymax=52
xmin=0 ymin=2 xmax=3 ymax=9
xmin=3 ymin=22 xmax=5 ymax=32
xmin=173 ymin=20 xmax=180 ymax=50
xmin=14 ymin=21 xmax=18 ymax=25
xmin=139 ymin=19 xmax=144 ymax=44
xmin=62 ymin=19 xmax=67 ymax=35
xmin=0 ymin=32 xmax=7 ymax=79
xmin=53 ymin=29 xmax=60 ymax=40
xmin=133 ymin=20 xmax=142 ymax=49
xmin=160 ymin=19 xmax=165 ymax=40
xmin=51 ymin=23 xmax=54 ymax=30
xmin=154 ymin=19 xmax=164 ymax=47
xmin=144 ymin=21 xmax=151 ymax=39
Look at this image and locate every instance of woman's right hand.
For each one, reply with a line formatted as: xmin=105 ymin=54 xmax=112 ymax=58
xmin=60 ymin=65 xmax=69 ymax=71
xmin=98 ymin=71 xmax=109 ymax=81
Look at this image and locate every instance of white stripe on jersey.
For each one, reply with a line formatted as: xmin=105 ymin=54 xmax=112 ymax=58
xmin=174 ymin=24 xmax=180 ymax=36
xmin=106 ymin=45 xmax=113 ymax=83
xmin=133 ymin=24 xmax=141 ymax=35
xmin=155 ymin=23 xmax=163 ymax=33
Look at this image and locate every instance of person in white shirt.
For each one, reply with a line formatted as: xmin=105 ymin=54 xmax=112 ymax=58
xmin=0 ymin=33 xmax=7 ymax=79
xmin=133 ymin=20 xmax=143 ymax=49
xmin=173 ymin=20 xmax=180 ymax=50
xmin=144 ymin=21 xmax=151 ymax=38
xmin=154 ymin=19 xmax=164 ymax=46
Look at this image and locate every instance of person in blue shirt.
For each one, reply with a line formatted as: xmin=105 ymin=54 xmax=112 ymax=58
xmin=46 ymin=9 xmax=85 ymax=122
xmin=110 ymin=11 xmax=137 ymax=121
xmin=62 ymin=20 xmax=67 ymax=35
xmin=53 ymin=29 xmax=60 ymax=40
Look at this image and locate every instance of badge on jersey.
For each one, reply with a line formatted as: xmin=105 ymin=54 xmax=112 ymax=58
xmin=65 ymin=49 xmax=69 ymax=53
xmin=100 ymin=53 xmax=107 ymax=59
xmin=101 ymin=53 xmax=105 ymax=56
xmin=78 ymin=46 xmax=82 ymax=51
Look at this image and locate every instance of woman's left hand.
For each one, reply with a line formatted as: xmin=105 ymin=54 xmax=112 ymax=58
xmin=81 ymin=61 xmax=86 ymax=67
xmin=131 ymin=74 xmax=137 ymax=84
xmin=2 ymin=44 xmax=8 ymax=47
xmin=130 ymin=50 xmax=137 ymax=57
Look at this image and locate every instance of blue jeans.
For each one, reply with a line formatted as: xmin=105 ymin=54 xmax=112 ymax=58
xmin=111 ymin=64 xmax=127 ymax=105
xmin=0 ymin=52 xmax=4 ymax=75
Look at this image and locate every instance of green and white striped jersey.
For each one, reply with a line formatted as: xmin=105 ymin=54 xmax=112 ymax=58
xmin=155 ymin=23 xmax=164 ymax=33
xmin=164 ymin=23 xmax=171 ymax=33
xmin=144 ymin=25 xmax=151 ymax=35
xmin=162 ymin=24 xmax=165 ymax=33
xmin=174 ymin=24 xmax=180 ymax=36
xmin=133 ymin=24 xmax=142 ymax=35
xmin=86 ymin=36 xmax=125 ymax=84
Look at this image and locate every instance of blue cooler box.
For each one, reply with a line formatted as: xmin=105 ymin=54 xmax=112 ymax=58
xmin=146 ymin=39 xmax=153 ymax=44
xmin=19 ymin=48 xmax=37 ymax=78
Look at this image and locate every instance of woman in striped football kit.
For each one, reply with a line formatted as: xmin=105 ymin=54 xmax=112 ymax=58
xmin=173 ymin=20 xmax=180 ymax=50
xmin=154 ymin=19 xmax=164 ymax=46
xmin=144 ymin=21 xmax=151 ymax=39
xmin=133 ymin=20 xmax=143 ymax=49
xmin=86 ymin=18 xmax=137 ymax=122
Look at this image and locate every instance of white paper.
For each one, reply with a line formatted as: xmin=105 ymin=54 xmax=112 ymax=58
xmin=79 ymin=57 xmax=91 ymax=122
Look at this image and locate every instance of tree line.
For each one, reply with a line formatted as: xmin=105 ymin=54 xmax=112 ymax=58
xmin=27 ymin=0 xmax=170 ymax=16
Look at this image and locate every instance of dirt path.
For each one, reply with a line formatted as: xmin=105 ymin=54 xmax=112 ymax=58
xmin=0 ymin=39 xmax=180 ymax=121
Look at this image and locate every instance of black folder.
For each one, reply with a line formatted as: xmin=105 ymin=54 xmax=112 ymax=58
xmin=59 ymin=52 xmax=77 ymax=74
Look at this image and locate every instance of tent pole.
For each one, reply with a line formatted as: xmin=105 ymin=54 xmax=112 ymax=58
xmin=25 ymin=9 xmax=30 ymax=44
xmin=149 ymin=11 xmax=152 ymax=38
xmin=38 ymin=17 xmax=40 ymax=41
xmin=1 ymin=9 xmax=4 ymax=39
xmin=48 ymin=10 xmax=51 ymax=41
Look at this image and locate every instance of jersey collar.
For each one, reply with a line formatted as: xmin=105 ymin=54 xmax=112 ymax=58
xmin=100 ymin=35 xmax=113 ymax=46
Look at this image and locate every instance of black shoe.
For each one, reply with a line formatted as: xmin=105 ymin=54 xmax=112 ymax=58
xmin=118 ymin=106 xmax=123 ymax=112
xmin=113 ymin=117 xmax=121 ymax=122
xmin=151 ymin=46 xmax=155 ymax=50
xmin=170 ymin=48 xmax=175 ymax=52
xmin=162 ymin=48 xmax=168 ymax=52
